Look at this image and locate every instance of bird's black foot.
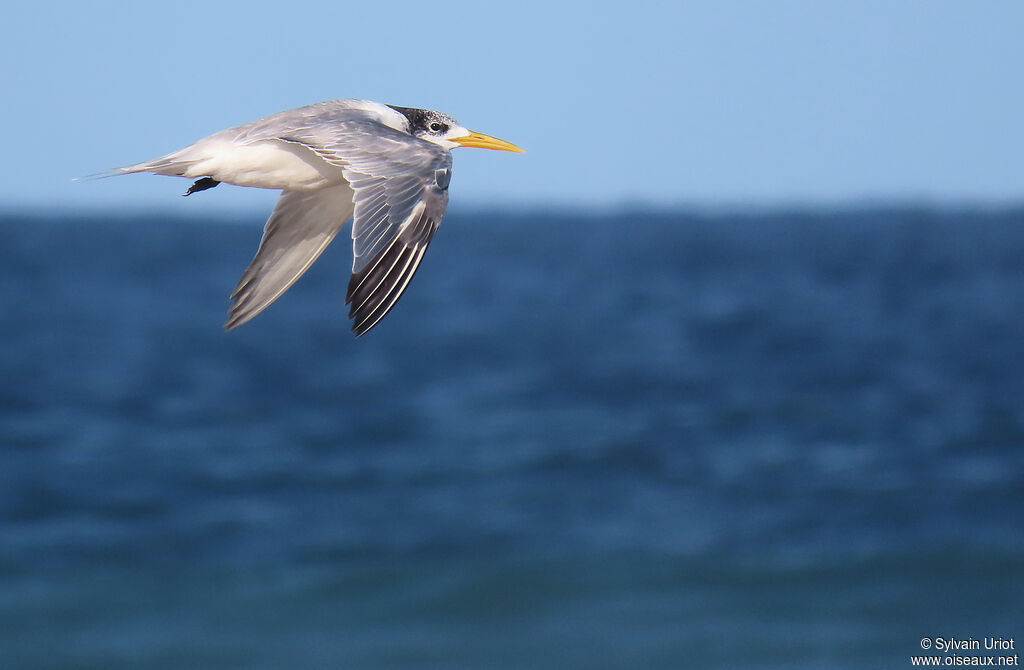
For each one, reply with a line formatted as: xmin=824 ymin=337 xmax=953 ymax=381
xmin=184 ymin=177 xmax=220 ymax=196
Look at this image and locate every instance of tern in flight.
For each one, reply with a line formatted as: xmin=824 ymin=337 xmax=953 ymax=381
xmin=108 ymin=99 xmax=523 ymax=335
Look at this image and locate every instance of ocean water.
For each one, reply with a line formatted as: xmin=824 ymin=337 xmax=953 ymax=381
xmin=0 ymin=207 xmax=1022 ymax=669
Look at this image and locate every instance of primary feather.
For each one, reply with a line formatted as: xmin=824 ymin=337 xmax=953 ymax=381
xmin=108 ymin=98 xmax=521 ymax=334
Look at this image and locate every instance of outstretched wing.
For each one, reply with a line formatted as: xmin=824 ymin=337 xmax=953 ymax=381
xmin=225 ymin=184 xmax=354 ymax=330
xmin=280 ymin=121 xmax=452 ymax=335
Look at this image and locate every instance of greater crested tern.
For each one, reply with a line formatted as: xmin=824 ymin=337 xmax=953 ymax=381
xmin=110 ymin=99 xmax=523 ymax=335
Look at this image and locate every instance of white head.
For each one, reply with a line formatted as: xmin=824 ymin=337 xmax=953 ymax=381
xmin=387 ymin=105 xmax=524 ymax=152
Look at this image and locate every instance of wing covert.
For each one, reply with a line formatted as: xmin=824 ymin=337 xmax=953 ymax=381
xmin=279 ymin=120 xmax=453 ymax=335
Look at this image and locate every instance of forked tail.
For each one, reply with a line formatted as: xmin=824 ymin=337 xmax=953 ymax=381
xmin=74 ymin=148 xmax=203 ymax=182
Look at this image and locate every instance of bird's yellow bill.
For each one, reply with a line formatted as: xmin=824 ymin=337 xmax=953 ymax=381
xmin=452 ymin=130 xmax=524 ymax=152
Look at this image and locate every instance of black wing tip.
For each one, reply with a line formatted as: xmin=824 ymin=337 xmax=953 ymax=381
xmin=345 ymin=268 xmax=386 ymax=336
xmin=223 ymin=306 xmax=248 ymax=331
xmin=350 ymin=321 xmax=373 ymax=337
xmin=345 ymin=236 xmax=432 ymax=337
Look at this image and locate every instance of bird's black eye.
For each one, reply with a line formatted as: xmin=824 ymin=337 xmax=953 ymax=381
xmin=429 ymin=122 xmax=446 ymax=133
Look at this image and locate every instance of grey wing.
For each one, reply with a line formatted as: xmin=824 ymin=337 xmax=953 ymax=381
xmin=225 ymin=184 xmax=354 ymax=330
xmin=281 ymin=122 xmax=453 ymax=335
xmin=344 ymin=168 xmax=448 ymax=335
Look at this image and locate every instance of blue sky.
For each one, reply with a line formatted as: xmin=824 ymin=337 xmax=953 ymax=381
xmin=2 ymin=1 xmax=1022 ymax=211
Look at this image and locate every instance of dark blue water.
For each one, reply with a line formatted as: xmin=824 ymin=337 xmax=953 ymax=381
xmin=1 ymin=207 xmax=1022 ymax=668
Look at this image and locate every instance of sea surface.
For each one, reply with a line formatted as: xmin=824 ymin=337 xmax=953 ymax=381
xmin=1 ymin=207 xmax=1022 ymax=669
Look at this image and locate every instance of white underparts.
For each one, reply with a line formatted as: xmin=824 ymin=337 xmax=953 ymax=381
xmin=137 ymin=139 xmax=346 ymax=191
